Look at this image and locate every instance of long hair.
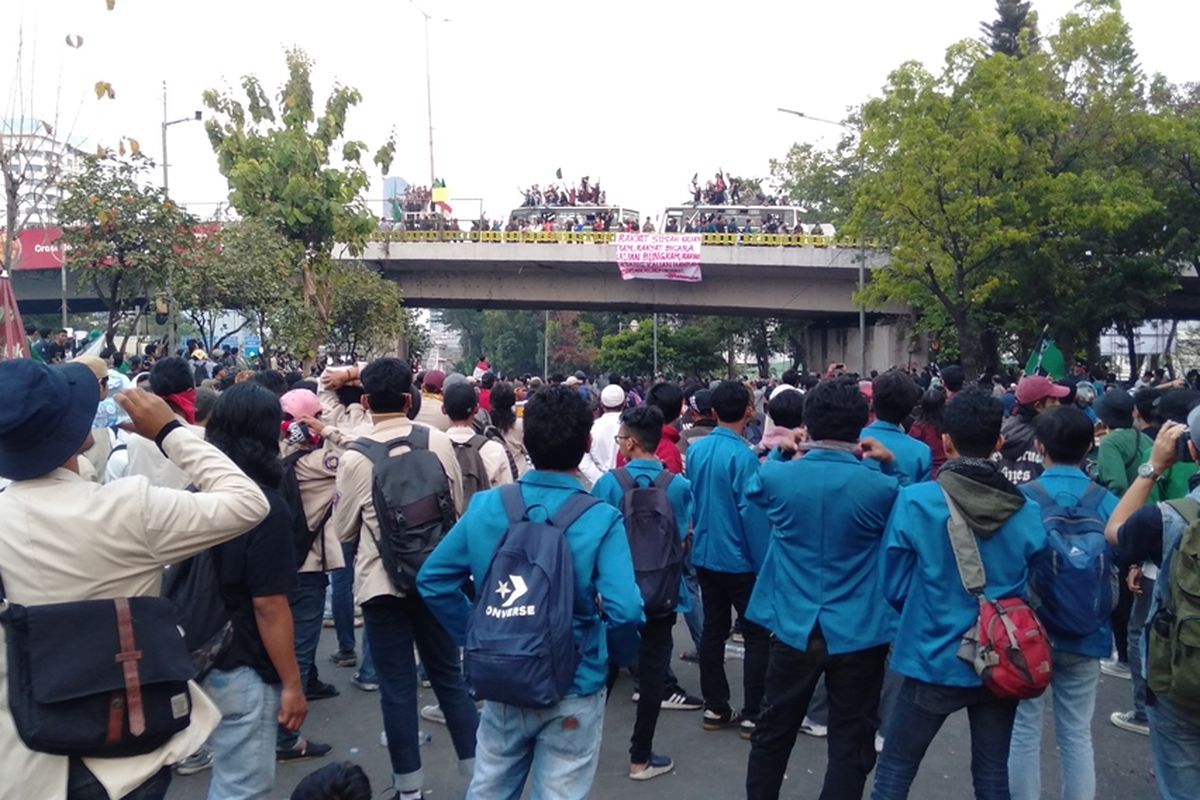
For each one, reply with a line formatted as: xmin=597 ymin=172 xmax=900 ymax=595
xmin=489 ymin=381 xmax=518 ymax=434
xmin=205 ymin=382 xmax=283 ymax=488
xmin=915 ymin=387 xmax=947 ymax=433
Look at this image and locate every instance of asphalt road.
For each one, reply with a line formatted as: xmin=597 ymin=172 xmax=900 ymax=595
xmin=168 ymin=623 xmax=1155 ymax=799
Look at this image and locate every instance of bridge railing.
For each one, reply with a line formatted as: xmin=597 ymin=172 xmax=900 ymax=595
xmin=369 ymin=230 xmax=860 ymax=247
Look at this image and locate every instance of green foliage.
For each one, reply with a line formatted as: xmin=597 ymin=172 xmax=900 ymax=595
xmin=57 ymin=154 xmax=197 ymax=351
xmin=202 ymin=48 xmax=397 ymax=353
xmin=980 ymin=0 xmax=1040 ymax=56
xmin=326 ymin=263 xmax=405 ymax=359
xmin=595 ymin=318 xmax=726 ymax=379
xmin=174 ymin=218 xmax=296 ymax=351
xmin=769 ymin=141 xmax=857 ymax=228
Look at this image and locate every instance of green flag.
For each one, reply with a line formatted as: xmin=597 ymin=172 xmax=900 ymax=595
xmin=1025 ymin=337 xmax=1066 ymax=380
xmin=555 ymin=167 xmax=563 ymax=180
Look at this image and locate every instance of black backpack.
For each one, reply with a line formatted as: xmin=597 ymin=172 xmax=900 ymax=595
xmin=452 ymin=434 xmax=491 ymax=505
xmin=161 ymin=548 xmax=233 ymax=680
xmin=613 ymin=468 xmax=684 ymax=619
xmin=279 ymin=449 xmax=334 ymax=568
xmin=349 ymin=427 xmax=458 ymax=593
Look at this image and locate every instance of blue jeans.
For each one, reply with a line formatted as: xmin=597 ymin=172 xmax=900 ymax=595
xmin=682 ymin=559 xmax=703 ymax=652
xmin=1009 ymin=651 xmax=1099 ymax=800
xmin=278 ymin=571 xmax=328 ymax=750
xmin=871 ymin=678 xmax=1017 ymax=800
xmin=204 ymin=666 xmax=281 ymax=800
xmin=1128 ymin=577 xmax=1154 ymax=720
xmin=1147 ymin=696 xmax=1200 ymax=800
xmin=467 ymin=691 xmax=606 ymax=800
xmin=363 ymin=594 xmax=478 ymax=792
xmin=331 ymin=543 xmax=358 ymax=654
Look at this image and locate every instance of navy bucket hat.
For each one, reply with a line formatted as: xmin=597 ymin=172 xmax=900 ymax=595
xmin=0 ymin=360 xmax=101 ymax=480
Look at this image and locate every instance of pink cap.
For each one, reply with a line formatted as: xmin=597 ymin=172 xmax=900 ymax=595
xmin=280 ymin=389 xmax=323 ymax=420
xmin=1015 ymin=375 xmax=1070 ymax=405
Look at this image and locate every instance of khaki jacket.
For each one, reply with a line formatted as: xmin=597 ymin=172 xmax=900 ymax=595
xmin=0 ymin=426 xmax=270 ymax=800
xmin=123 ymin=416 xmax=208 ymax=489
xmin=281 ymin=438 xmax=347 ymax=574
xmin=331 ymin=417 xmax=463 ymax=604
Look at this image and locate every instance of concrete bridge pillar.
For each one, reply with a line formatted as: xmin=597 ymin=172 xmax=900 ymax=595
xmin=805 ymin=317 xmax=925 ymax=375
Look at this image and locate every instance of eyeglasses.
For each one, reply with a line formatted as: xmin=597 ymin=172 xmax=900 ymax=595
xmin=614 ymin=434 xmax=632 ymax=444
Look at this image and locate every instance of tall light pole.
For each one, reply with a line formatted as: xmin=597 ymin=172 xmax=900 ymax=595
xmin=410 ymin=1 xmax=450 ymax=194
xmin=161 ymin=81 xmax=202 ymax=355
xmin=778 ymin=107 xmax=867 ymax=374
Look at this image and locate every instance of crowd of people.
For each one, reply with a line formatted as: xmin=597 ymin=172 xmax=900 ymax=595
xmin=519 ymin=176 xmax=607 ymax=208
xmin=1 ymin=345 xmax=1197 ymax=800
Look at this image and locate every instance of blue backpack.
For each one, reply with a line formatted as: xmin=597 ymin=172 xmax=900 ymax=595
xmin=463 ymin=485 xmax=600 ymax=708
xmin=1024 ymin=481 xmax=1117 ymax=638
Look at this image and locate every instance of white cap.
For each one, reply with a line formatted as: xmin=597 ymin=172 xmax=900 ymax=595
xmin=601 ymin=384 xmax=626 ymax=408
xmin=565 ymin=375 xmax=580 ymax=387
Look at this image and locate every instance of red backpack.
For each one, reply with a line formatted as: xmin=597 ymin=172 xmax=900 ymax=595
xmin=942 ymin=488 xmax=1053 ymax=700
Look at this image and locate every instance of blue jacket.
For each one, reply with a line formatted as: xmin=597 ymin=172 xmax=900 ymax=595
xmin=686 ymin=428 xmax=770 ymax=574
xmin=881 ymin=481 xmax=1047 ymax=687
xmin=746 ymin=450 xmax=900 ymax=654
xmin=592 ymin=459 xmax=693 ymax=614
xmin=1022 ymin=466 xmax=1119 ymax=659
xmin=861 ymin=420 xmax=933 ymax=487
xmin=417 ymin=471 xmax=645 ymax=697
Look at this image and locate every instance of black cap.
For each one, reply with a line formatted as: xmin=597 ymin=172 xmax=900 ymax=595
xmin=1094 ymin=388 xmax=1134 ymax=429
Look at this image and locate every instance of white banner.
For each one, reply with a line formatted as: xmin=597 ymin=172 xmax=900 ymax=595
xmin=615 ymin=233 xmax=702 ymax=282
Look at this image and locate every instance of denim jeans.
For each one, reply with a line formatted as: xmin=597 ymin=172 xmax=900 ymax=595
xmin=331 ymin=543 xmax=358 ymax=654
xmin=362 ymin=594 xmax=478 ymax=792
xmin=467 ymin=691 xmax=606 ymax=800
xmin=1128 ymin=577 xmax=1154 ymax=720
xmin=682 ymin=558 xmax=703 ymax=652
xmin=278 ymin=570 xmax=328 ymax=751
xmin=696 ymin=567 xmax=769 ymax=717
xmin=631 ymin=614 xmax=675 ymax=764
xmin=871 ymin=678 xmax=1017 ymax=800
xmin=66 ymin=762 xmax=170 ymax=800
xmin=1147 ymin=696 xmax=1200 ymax=800
xmin=1008 ymin=651 xmax=1099 ymax=800
xmin=204 ymin=665 xmax=281 ymax=800
xmin=747 ymin=630 xmax=887 ymax=800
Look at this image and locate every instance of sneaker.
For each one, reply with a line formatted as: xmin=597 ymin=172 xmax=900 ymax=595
xmin=277 ymin=738 xmax=332 ymax=762
xmin=800 ymin=716 xmax=828 ymax=737
xmin=680 ymin=650 xmax=700 ymax=664
xmin=1100 ymin=659 xmax=1131 ymax=679
xmin=174 ymin=746 xmax=213 ymax=776
xmin=421 ymin=704 xmax=446 ymax=725
xmin=351 ymin=673 xmax=379 ymax=692
xmin=875 ymin=734 xmax=885 ymax=754
xmin=661 ymin=690 xmax=704 ymax=711
xmin=630 ymin=752 xmax=675 ymax=781
xmin=305 ymin=680 xmax=340 ymax=701
xmin=1110 ymin=710 xmax=1150 ymax=736
xmin=739 ymin=716 xmax=757 ymax=740
xmin=730 ymin=630 xmax=745 ymax=644
xmin=702 ymin=708 xmax=742 ymax=730
xmin=322 ymin=616 xmax=336 ymax=628
xmin=329 ymin=650 xmax=358 ymax=668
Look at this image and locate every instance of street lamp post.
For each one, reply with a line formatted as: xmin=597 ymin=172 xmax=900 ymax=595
xmin=410 ymin=1 xmax=451 ymax=194
xmin=778 ymin=107 xmax=868 ymax=374
xmin=161 ymin=81 xmax=201 ymax=356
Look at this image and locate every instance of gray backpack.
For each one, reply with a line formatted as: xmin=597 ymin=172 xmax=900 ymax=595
xmin=613 ymin=468 xmax=684 ymax=619
xmin=349 ymin=426 xmax=457 ymax=593
xmin=452 ymin=434 xmax=490 ymax=504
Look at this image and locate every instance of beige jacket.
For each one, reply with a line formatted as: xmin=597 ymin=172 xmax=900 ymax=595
xmin=331 ymin=417 xmax=463 ymax=604
xmin=446 ymin=425 xmax=516 ymax=489
xmin=318 ymin=368 xmax=370 ymax=443
xmin=123 ymin=416 xmax=208 ymax=489
xmin=281 ymin=439 xmax=347 ymax=574
xmin=414 ymin=391 xmax=451 ymax=432
xmin=0 ymin=425 xmax=270 ymax=800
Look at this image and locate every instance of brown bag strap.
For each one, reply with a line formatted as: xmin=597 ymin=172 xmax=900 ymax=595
xmin=113 ymin=598 xmax=146 ymax=737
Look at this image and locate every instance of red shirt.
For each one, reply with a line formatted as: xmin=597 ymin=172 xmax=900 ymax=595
xmin=478 ymin=387 xmax=492 ymax=412
xmin=616 ymin=425 xmax=684 ymax=474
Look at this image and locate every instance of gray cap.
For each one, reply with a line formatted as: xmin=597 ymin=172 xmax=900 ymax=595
xmin=443 ymin=372 xmax=469 ymax=391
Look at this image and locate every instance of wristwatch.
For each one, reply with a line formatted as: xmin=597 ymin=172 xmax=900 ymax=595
xmin=1137 ymin=462 xmax=1160 ymax=481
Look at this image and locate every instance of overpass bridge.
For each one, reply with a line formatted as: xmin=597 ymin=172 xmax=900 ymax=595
xmin=13 ymin=229 xmax=1200 ymax=371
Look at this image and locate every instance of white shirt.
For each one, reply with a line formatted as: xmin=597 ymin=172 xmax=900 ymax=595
xmin=585 ymin=412 xmax=623 ymax=475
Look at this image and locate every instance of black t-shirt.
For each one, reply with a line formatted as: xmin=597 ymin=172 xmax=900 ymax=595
xmin=214 ymin=486 xmax=298 ymax=684
xmin=1115 ymin=505 xmax=1166 ymax=568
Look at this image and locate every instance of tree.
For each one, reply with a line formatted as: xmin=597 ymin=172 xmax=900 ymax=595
xmin=58 ymin=154 xmax=196 ymax=352
xmin=325 ymin=263 xmax=406 ymax=359
xmin=202 ymin=48 xmax=396 ymax=358
xmin=768 ymin=141 xmax=858 ymax=228
xmin=981 ymin=0 xmax=1040 ymax=57
xmin=173 ymin=218 xmax=295 ymax=351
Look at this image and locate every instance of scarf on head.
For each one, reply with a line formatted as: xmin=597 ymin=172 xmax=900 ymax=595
xmin=162 ymin=389 xmax=197 ymax=425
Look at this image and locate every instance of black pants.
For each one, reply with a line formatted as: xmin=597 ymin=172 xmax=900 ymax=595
xmin=747 ymin=629 xmax=888 ymax=800
xmin=630 ymin=613 xmax=675 ymax=763
xmin=67 ymin=761 xmax=170 ymax=800
xmin=696 ymin=567 xmax=769 ymax=717
xmin=1113 ymin=564 xmax=1134 ymax=662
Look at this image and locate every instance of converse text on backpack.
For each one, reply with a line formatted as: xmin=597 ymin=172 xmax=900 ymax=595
xmin=487 ymin=575 xmax=535 ymax=618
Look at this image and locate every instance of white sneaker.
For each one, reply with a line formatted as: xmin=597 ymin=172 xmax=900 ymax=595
xmin=1100 ymin=658 xmax=1131 ymax=679
xmin=420 ymin=704 xmax=446 ymax=725
xmin=800 ymin=716 xmax=828 ymax=737
xmin=1110 ymin=710 xmax=1150 ymax=736
xmin=875 ymin=734 xmax=885 ymax=754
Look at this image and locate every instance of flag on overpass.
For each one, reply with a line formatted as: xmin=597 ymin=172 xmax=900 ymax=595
xmin=0 ymin=271 xmax=29 ymax=359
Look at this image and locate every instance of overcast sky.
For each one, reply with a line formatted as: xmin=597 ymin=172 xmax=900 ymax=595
xmin=5 ymin=0 xmax=1198 ymax=224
